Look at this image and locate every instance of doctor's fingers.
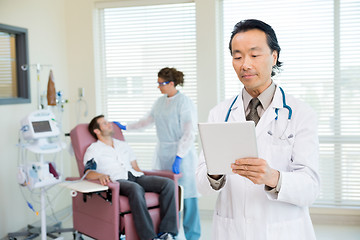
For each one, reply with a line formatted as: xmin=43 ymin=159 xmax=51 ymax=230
xmin=231 ymin=163 xmax=266 ymax=173
xmin=235 ymin=157 xmax=266 ymax=166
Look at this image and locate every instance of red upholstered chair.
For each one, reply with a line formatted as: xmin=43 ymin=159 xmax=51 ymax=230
xmin=66 ymin=123 xmax=181 ymax=240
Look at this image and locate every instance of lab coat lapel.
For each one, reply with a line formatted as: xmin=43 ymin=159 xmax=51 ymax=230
xmin=228 ymin=96 xmax=246 ymax=122
xmin=256 ymin=87 xmax=283 ymax=137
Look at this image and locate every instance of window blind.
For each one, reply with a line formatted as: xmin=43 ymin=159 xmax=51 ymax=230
xmin=0 ymin=32 xmax=16 ymax=98
xmin=95 ymin=1 xmax=197 ymax=169
xmin=221 ymin=0 xmax=360 ymax=207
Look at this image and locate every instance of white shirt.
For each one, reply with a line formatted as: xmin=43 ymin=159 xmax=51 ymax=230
xmin=83 ymin=138 xmax=144 ymax=181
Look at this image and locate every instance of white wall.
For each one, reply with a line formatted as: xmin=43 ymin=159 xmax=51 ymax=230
xmin=195 ymin=0 xmax=220 ymax=211
xmin=0 ymin=0 xmax=74 ymax=238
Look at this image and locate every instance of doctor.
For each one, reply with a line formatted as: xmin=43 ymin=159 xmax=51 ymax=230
xmin=196 ymin=19 xmax=320 ymax=240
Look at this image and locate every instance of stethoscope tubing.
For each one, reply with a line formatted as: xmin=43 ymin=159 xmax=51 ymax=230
xmin=224 ymin=95 xmax=239 ymax=122
xmin=224 ymin=86 xmax=292 ymax=122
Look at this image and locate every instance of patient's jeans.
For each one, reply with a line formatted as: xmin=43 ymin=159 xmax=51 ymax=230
xmin=117 ymin=172 xmax=178 ymax=240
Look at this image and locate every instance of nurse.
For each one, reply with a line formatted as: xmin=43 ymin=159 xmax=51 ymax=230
xmin=196 ymin=19 xmax=320 ymax=240
xmin=115 ymin=67 xmax=201 ymax=240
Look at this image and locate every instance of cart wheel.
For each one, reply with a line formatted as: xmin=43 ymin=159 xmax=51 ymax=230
xmin=73 ymin=231 xmax=84 ymax=240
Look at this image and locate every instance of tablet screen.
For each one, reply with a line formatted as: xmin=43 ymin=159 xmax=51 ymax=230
xmin=198 ymin=121 xmax=258 ymax=175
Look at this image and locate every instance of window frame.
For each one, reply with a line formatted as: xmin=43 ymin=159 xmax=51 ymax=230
xmin=94 ymin=0 xmax=197 ymax=169
xmin=0 ymin=23 xmax=30 ymax=105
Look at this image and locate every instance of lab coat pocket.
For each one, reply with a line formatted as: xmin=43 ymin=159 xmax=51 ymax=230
xmin=266 ymin=217 xmax=314 ymax=240
xmin=268 ymin=143 xmax=293 ymax=171
xmin=212 ymin=213 xmax=237 ymax=240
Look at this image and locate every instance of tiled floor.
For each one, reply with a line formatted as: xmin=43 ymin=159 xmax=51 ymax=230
xmin=4 ymin=208 xmax=360 ymax=240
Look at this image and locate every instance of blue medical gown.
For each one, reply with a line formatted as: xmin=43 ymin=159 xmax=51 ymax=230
xmin=128 ymin=92 xmax=199 ymax=199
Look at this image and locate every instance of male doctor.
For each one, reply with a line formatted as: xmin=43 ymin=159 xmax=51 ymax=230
xmin=196 ymin=19 xmax=320 ymax=240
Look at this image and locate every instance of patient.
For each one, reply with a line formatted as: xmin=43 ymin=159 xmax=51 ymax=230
xmin=83 ymin=114 xmax=178 ymax=240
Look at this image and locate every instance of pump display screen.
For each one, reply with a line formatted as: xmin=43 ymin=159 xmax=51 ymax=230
xmin=32 ymin=121 xmax=52 ymax=133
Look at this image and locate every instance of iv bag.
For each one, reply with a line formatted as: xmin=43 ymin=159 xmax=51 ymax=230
xmin=47 ymin=70 xmax=56 ymax=106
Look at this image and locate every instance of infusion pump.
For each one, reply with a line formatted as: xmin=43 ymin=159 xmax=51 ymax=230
xmin=18 ymin=110 xmax=63 ymax=189
xmin=21 ymin=110 xmax=61 ymax=153
xmin=21 ymin=110 xmax=59 ymax=140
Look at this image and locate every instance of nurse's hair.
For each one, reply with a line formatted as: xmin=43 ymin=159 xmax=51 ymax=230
xmin=229 ymin=19 xmax=283 ymax=77
xmin=88 ymin=114 xmax=104 ymax=140
xmin=158 ymin=67 xmax=184 ymax=87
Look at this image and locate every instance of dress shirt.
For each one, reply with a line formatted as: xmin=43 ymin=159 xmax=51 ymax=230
xmin=83 ymin=138 xmax=144 ymax=182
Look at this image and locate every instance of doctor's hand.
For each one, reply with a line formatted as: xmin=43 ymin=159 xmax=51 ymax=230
xmin=113 ymin=121 xmax=127 ymax=130
xmin=231 ymin=158 xmax=280 ymax=188
xmin=172 ymin=156 xmax=182 ymax=174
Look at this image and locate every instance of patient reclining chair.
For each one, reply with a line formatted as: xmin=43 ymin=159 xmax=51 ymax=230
xmin=67 ymin=123 xmax=181 ymax=240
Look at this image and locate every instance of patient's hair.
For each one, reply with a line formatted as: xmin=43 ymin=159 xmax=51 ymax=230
xmin=88 ymin=114 xmax=104 ymax=140
xmin=158 ymin=67 xmax=184 ymax=87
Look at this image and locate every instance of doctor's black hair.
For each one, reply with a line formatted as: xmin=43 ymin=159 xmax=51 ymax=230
xmin=158 ymin=67 xmax=184 ymax=87
xmin=229 ymin=19 xmax=283 ymax=77
xmin=88 ymin=114 xmax=104 ymax=140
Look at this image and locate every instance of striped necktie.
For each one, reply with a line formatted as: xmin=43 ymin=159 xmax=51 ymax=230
xmin=246 ymin=98 xmax=261 ymax=126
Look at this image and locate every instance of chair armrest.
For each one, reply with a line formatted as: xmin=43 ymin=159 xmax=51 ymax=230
xmin=65 ymin=177 xmax=120 ymax=196
xmin=66 ymin=177 xmax=81 ymax=181
xmin=143 ymin=170 xmax=182 ymax=182
xmin=101 ymin=181 xmax=120 ymax=196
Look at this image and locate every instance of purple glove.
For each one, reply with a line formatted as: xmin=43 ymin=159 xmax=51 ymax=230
xmin=113 ymin=121 xmax=126 ymax=130
xmin=172 ymin=156 xmax=182 ymax=174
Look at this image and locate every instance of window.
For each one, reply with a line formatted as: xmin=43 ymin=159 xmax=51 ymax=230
xmin=0 ymin=23 xmax=30 ymax=105
xmin=220 ymin=0 xmax=360 ymax=207
xmin=95 ymin=1 xmax=197 ymax=169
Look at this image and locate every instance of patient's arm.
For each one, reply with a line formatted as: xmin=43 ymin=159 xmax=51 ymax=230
xmin=131 ymin=160 xmax=143 ymax=173
xmin=85 ymin=170 xmax=111 ymax=186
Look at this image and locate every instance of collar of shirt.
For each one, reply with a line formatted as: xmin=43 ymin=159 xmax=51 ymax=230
xmin=97 ymin=139 xmax=114 ymax=149
xmin=242 ymin=81 xmax=276 ymax=117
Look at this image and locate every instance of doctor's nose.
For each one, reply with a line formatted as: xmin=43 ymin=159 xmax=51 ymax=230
xmin=241 ymin=57 xmax=252 ymax=70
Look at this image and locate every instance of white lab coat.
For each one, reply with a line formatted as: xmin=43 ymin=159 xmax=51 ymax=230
xmin=196 ymin=86 xmax=320 ymax=240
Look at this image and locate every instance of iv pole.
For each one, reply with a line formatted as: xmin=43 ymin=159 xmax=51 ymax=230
xmin=19 ymin=64 xmax=56 ymax=240
xmin=21 ymin=63 xmax=52 ymax=110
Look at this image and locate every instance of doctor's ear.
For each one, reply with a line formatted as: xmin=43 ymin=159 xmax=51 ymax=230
xmin=272 ymin=50 xmax=278 ymax=66
xmin=94 ymin=128 xmax=100 ymax=135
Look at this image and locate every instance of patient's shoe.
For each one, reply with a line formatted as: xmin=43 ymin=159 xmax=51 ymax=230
xmin=164 ymin=233 xmax=175 ymax=240
xmin=153 ymin=232 xmax=175 ymax=240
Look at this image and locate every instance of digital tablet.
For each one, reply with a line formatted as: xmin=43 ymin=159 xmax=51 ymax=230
xmin=198 ymin=121 xmax=258 ymax=175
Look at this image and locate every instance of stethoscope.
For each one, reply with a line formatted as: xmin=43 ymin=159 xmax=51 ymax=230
xmin=225 ymin=86 xmax=293 ymax=140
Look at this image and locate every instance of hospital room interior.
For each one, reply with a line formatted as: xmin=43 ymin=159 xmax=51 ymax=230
xmin=1 ymin=0 xmax=360 ymax=239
